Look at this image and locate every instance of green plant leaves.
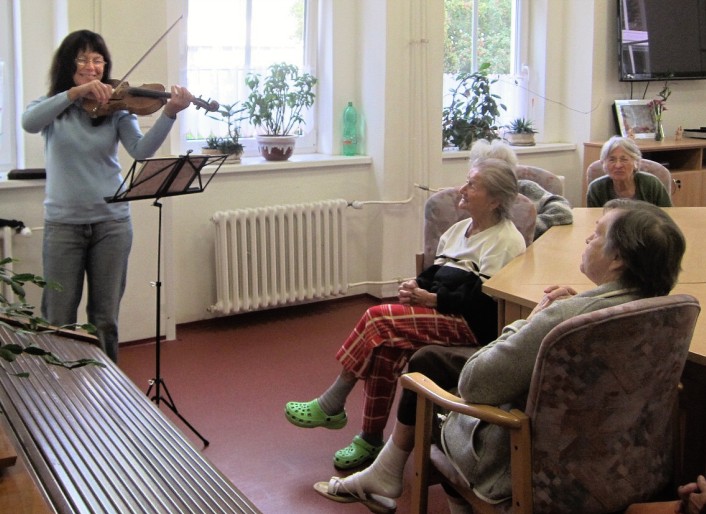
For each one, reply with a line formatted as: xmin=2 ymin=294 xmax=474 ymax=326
xmin=244 ymin=63 xmax=317 ymax=136
xmin=0 ymin=259 xmax=104 ymax=377
xmin=442 ymin=62 xmax=506 ymax=150
xmin=205 ymin=102 xmax=247 ymax=152
xmin=507 ymin=117 xmax=536 ymax=134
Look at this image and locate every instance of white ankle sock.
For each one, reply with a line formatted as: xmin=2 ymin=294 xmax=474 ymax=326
xmin=341 ymin=439 xmax=409 ymax=499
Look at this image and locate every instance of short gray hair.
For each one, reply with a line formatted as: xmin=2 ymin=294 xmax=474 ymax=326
xmin=470 ymin=157 xmax=519 ymax=220
xmin=469 ymin=139 xmax=519 ymax=168
xmin=599 ymin=135 xmax=642 ymax=164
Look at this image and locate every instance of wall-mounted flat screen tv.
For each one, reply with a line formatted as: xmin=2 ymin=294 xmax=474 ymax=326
xmin=618 ymin=0 xmax=706 ymax=81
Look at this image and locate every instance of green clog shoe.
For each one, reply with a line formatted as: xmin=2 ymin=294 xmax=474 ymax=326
xmin=285 ymin=399 xmax=347 ymax=429
xmin=334 ymin=435 xmax=383 ymax=470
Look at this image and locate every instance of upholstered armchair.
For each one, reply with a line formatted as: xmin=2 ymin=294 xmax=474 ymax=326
xmin=586 ymin=159 xmax=674 ymax=199
xmin=401 ymin=294 xmax=701 ymax=514
xmin=417 ymin=188 xmax=536 ymax=274
xmin=515 ymin=165 xmax=564 ymax=196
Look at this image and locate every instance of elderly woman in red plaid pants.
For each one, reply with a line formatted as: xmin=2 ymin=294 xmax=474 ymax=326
xmin=285 ymin=157 xmax=526 ymax=470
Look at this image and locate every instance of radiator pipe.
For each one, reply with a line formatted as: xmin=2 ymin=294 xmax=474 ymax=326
xmin=347 ymin=193 xmax=415 ymax=209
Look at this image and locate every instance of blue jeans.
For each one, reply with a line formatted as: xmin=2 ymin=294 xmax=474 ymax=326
xmin=41 ymin=218 xmax=133 ymax=362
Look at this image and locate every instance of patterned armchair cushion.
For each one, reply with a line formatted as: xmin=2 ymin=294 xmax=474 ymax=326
xmin=422 ymin=188 xmax=535 ymax=271
xmin=510 ymin=194 xmax=537 ymax=248
xmin=526 ymin=295 xmax=700 ymax=513
xmin=515 ymin=165 xmax=564 ymax=196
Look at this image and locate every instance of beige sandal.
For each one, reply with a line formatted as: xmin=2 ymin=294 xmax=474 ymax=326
xmin=313 ymin=477 xmax=396 ymax=514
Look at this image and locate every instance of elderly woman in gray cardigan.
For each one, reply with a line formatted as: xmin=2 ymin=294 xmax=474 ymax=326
xmin=313 ymin=199 xmax=686 ymax=514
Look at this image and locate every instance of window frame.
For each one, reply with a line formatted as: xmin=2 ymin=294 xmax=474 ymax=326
xmin=442 ymin=0 xmax=530 ymax=130
xmin=180 ymin=0 xmax=318 ymax=158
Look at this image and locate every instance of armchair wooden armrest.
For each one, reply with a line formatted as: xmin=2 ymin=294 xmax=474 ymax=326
xmin=401 ymin=372 xmax=526 ymax=428
xmin=400 ymin=372 xmax=531 ymax=514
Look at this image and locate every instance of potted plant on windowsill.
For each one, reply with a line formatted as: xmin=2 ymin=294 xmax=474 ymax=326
xmin=244 ymin=63 xmax=317 ymax=161
xmin=504 ymin=117 xmax=537 ymax=146
xmin=202 ymin=102 xmax=247 ymax=162
xmin=442 ymin=62 xmax=506 ymax=151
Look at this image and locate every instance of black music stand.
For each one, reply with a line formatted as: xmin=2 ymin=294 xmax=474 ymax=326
xmin=107 ymin=151 xmax=226 ymax=447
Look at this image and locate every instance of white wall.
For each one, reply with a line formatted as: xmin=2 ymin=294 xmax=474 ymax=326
xmin=0 ymin=1 xmax=18 ymax=173
xmin=5 ymin=0 xmax=706 ymax=346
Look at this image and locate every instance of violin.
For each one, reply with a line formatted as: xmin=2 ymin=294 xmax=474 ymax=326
xmin=83 ymin=80 xmax=219 ymax=118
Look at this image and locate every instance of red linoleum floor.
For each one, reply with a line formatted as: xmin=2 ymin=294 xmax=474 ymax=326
xmin=119 ymin=295 xmax=450 ymax=514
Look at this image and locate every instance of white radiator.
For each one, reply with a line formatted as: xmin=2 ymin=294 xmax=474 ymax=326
xmin=209 ymin=199 xmax=349 ymax=315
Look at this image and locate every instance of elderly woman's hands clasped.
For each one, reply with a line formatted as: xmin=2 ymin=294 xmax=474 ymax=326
xmin=398 ymin=279 xmax=437 ymax=308
xmin=527 ymin=284 xmax=578 ymax=319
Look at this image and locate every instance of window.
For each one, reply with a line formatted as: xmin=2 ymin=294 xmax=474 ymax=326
xmin=183 ymin=0 xmax=316 ymax=156
xmin=443 ymin=0 xmax=527 ymax=130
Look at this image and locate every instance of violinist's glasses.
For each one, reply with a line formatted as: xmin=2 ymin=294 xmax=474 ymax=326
xmin=75 ymin=57 xmax=106 ymax=68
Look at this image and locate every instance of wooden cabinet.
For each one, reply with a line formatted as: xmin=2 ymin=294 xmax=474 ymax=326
xmin=672 ymin=169 xmax=704 ymax=207
xmin=583 ymin=138 xmax=706 ymax=206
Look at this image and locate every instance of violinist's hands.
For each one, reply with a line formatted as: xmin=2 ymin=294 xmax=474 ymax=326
xmin=68 ymin=79 xmax=114 ymax=104
xmin=527 ymin=285 xmax=578 ymax=320
xmin=163 ymin=85 xmax=193 ymax=118
xmin=398 ymin=280 xmax=436 ymax=308
xmin=677 ymin=475 xmax=706 ymax=514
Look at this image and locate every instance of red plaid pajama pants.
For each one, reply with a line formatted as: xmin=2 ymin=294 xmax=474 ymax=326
xmin=335 ymin=303 xmax=478 ymax=434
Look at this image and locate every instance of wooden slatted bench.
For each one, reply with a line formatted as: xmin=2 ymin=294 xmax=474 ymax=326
xmin=0 ymin=325 xmax=261 ymax=514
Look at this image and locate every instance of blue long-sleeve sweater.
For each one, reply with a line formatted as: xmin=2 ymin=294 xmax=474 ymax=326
xmin=22 ymin=92 xmax=175 ymax=223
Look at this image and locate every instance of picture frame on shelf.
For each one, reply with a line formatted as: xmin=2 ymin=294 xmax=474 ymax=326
xmin=613 ymin=99 xmax=656 ymax=139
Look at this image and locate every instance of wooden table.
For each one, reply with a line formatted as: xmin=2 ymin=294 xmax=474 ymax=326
xmin=483 ymin=207 xmax=706 ymax=365
xmin=482 ymin=207 xmax=706 ymax=480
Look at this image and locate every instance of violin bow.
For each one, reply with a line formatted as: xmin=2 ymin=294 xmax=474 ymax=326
xmin=115 ymin=15 xmax=183 ymax=88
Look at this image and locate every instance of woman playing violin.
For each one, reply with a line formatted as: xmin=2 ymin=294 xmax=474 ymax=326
xmin=21 ymin=29 xmax=192 ymax=363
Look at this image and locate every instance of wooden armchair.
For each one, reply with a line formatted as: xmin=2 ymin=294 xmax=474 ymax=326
xmin=401 ymin=294 xmax=701 ymax=514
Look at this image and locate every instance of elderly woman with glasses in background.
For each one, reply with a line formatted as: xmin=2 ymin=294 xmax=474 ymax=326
xmin=586 ymin=135 xmax=672 ymax=207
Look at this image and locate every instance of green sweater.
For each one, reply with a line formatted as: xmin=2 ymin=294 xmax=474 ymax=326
xmin=586 ymin=171 xmax=672 ymax=207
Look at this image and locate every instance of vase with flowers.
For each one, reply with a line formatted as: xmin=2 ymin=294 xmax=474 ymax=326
xmin=648 ymin=83 xmax=671 ymax=142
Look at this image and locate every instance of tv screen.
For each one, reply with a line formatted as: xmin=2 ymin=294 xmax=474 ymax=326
xmin=618 ymin=0 xmax=706 ymax=81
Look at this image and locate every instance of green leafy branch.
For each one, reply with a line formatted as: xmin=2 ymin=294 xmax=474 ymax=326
xmin=442 ymin=63 xmax=507 ymax=150
xmin=0 ymin=257 xmax=105 ymax=377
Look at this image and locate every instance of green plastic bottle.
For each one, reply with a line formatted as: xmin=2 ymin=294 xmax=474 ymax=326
xmin=342 ymin=102 xmax=358 ymax=156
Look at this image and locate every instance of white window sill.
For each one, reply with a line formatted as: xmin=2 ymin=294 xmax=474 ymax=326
xmin=0 ymin=175 xmax=45 ymax=190
xmin=442 ymin=142 xmax=576 ymax=161
xmin=2 ymin=144 xmax=576 ymax=187
xmin=212 ymin=153 xmax=373 ymax=175
xmin=0 ymin=154 xmax=374 ymax=189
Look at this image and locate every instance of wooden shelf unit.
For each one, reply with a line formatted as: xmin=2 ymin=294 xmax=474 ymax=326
xmin=583 ymin=138 xmax=706 ymax=206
